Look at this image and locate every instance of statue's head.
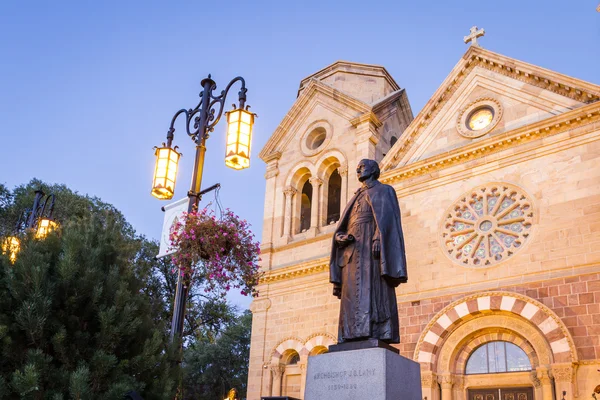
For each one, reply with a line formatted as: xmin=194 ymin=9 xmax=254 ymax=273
xmin=356 ymin=159 xmax=380 ymax=182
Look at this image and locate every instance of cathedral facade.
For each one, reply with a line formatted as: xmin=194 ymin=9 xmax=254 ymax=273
xmin=247 ymin=38 xmax=600 ymax=400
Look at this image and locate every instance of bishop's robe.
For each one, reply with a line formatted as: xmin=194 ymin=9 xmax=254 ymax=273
xmin=329 ymin=180 xmax=407 ymax=343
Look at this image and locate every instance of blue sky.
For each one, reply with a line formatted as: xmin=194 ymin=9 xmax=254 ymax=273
xmin=1 ymin=1 xmax=599 ymax=307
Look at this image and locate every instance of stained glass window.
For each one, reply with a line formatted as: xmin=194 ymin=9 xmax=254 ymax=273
xmin=441 ymin=184 xmax=533 ymax=267
xmin=466 ymin=341 xmax=531 ymax=374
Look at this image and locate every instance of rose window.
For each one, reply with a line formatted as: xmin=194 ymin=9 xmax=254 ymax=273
xmin=441 ymin=184 xmax=533 ymax=267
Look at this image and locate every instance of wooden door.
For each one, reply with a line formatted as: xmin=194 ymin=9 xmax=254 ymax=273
xmin=469 ymin=387 xmax=534 ymax=400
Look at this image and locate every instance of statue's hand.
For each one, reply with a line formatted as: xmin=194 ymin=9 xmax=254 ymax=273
xmin=335 ymin=232 xmax=355 ymax=247
xmin=372 ymin=239 xmax=381 ymax=259
xmin=333 ymin=284 xmax=341 ymax=299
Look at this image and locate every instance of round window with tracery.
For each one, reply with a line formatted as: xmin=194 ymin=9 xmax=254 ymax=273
xmin=441 ymin=184 xmax=534 ymax=267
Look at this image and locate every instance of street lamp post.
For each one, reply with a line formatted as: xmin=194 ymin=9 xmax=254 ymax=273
xmin=2 ymin=189 xmax=57 ymax=263
xmin=151 ymin=75 xmax=256 ymax=343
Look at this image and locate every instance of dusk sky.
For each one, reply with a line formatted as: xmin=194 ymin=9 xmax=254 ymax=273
xmin=1 ymin=1 xmax=598 ymax=308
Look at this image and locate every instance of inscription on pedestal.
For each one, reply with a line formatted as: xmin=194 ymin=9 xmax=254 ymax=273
xmin=305 ymin=347 xmax=422 ymax=400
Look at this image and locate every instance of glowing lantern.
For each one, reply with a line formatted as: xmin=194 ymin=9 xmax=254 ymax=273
xmin=36 ymin=218 xmax=58 ymax=239
xmin=225 ymin=108 xmax=254 ymax=170
xmin=2 ymin=236 xmax=20 ymax=264
xmin=151 ymin=145 xmax=181 ymax=200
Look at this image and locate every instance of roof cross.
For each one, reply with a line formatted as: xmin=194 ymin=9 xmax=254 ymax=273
xmin=464 ymin=26 xmax=485 ymax=47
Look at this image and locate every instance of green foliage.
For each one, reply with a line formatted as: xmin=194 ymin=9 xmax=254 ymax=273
xmin=183 ymin=311 xmax=252 ymax=400
xmin=0 ymin=180 xmax=178 ymax=399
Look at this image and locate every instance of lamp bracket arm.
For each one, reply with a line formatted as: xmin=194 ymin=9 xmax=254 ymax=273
xmin=206 ymin=76 xmax=247 ymax=133
xmin=167 ymin=109 xmax=193 ymax=146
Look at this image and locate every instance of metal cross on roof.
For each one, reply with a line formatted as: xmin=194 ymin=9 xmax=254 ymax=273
xmin=464 ymin=26 xmax=485 ymax=47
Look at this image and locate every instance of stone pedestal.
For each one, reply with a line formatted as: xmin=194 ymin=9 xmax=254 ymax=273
xmin=304 ymin=345 xmax=422 ymax=400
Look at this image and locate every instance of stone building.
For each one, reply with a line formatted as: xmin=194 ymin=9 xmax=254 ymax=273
xmin=247 ymin=30 xmax=600 ymax=400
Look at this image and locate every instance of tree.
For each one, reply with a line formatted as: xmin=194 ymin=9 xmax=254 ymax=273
xmin=0 ymin=180 xmax=178 ymax=399
xmin=183 ymin=311 xmax=252 ymax=400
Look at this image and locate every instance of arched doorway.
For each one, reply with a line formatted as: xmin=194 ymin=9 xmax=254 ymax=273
xmin=415 ymin=292 xmax=577 ymax=400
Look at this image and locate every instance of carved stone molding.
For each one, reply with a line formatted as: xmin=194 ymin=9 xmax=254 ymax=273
xmin=551 ymin=363 xmax=575 ymax=383
xmin=259 ymin=262 xmax=328 ymax=284
xmin=530 ymin=371 xmax=542 ymax=388
xmin=249 ymin=298 xmax=272 ymax=313
xmin=381 ymin=44 xmax=600 ymax=170
xmin=456 ymin=97 xmax=503 ymax=139
xmin=309 ymin=177 xmax=323 ymax=186
xmin=536 ymin=366 xmax=552 ymax=385
xmin=337 ymin=164 xmax=349 ymax=177
xmin=381 ymin=103 xmax=600 ymax=180
xmin=421 ymin=371 xmax=438 ymax=388
xmin=414 ymin=290 xmax=578 ymax=368
xmin=438 ymin=373 xmax=454 ymax=387
xmin=283 ymin=186 xmax=297 ymax=197
xmin=270 ymin=364 xmax=285 ymax=378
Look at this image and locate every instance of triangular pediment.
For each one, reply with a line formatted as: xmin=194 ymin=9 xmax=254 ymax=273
xmin=381 ymin=46 xmax=600 ymax=170
xmin=259 ymin=79 xmax=373 ymax=162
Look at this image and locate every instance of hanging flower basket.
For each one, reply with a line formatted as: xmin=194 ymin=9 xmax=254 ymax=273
xmin=169 ymin=207 xmax=262 ymax=298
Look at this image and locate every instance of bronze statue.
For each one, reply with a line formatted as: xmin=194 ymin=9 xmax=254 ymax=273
xmin=330 ymin=159 xmax=407 ymax=344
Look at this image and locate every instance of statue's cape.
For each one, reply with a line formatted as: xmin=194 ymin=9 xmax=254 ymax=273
xmin=329 ymin=181 xmax=408 ymax=287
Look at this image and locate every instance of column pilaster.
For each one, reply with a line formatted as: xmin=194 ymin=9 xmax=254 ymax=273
xmin=338 ymin=164 xmax=349 ymax=211
xmin=536 ymin=366 xmax=554 ymax=400
xmin=308 ymin=177 xmax=323 ymax=236
xmin=282 ymin=186 xmax=296 ymax=242
xmin=270 ymin=364 xmax=285 ymax=396
xmin=551 ymin=363 xmax=575 ymax=400
xmin=421 ymin=371 xmax=439 ymax=400
xmin=438 ymin=373 xmax=453 ymax=400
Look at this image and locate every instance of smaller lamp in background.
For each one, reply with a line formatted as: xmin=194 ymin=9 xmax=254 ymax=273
xmin=2 ymin=236 xmax=20 ymax=264
xmin=151 ymin=138 xmax=181 ymax=200
xmin=225 ymin=106 xmax=256 ymax=170
xmin=35 ymin=217 xmax=58 ymax=239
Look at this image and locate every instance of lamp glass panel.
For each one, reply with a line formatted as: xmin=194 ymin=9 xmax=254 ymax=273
xmin=152 ymin=146 xmax=179 ymax=200
xmin=241 ymin=111 xmax=252 ymax=124
xmin=228 ymin=110 xmax=240 ymax=123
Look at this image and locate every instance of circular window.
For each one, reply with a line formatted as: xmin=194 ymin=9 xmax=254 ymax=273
xmin=467 ymin=107 xmax=494 ymax=131
xmin=440 ymin=183 xmax=533 ymax=267
xmin=457 ymin=98 xmax=503 ymax=138
xmin=300 ymin=121 xmax=333 ymax=157
xmin=306 ymin=127 xmax=326 ymax=150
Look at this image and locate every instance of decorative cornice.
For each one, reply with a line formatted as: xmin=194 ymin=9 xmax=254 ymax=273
xmin=259 ymin=79 xmax=371 ymax=161
xmin=381 ymin=46 xmax=600 ymax=170
xmin=350 ymin=111 xmax=383 ymax=128
xmin=259 ymin=260 xmax=329 ymax=284
xmin=298 ymin=60 xmax=400 ymax=95
xmin=380 ymin=103 xmax=600 ymax=185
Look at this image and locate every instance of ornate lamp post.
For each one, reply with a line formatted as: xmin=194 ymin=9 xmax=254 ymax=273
xmin=2 ymin=189 xmax=57 ymax=263
xmin=151 ymin=75 xmax=256 ymax=342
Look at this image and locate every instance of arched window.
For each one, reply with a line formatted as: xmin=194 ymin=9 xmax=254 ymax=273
xmin=465 ymin=341 xmax=531 ymax=374
xmin=390 ymin=135 xmax=398 ymax=147
xmin=300 ymin=180 xmax=312 ymax=232
xmin=326 ymin=170 xmax=342 ymax=224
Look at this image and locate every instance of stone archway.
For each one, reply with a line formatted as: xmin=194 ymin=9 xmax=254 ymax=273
xmin=414 ymin=291 xmax=578 ymax=400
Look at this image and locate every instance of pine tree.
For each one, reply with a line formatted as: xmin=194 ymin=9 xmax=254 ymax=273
xmin=0 ymin=181 xmax=178 ymax=399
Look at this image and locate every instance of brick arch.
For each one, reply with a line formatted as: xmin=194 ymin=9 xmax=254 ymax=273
xmin=304 ymin=332 xmax=336 ymax=355
xmin=435 ymin=313 xmax=552 ymax=375
xmin=454 ymin=329 xmax=539 ymax=373
xmin=270 ymin=337 xmax=305 ymax=364
xmin=414 ymin=291 xmax=577 ymax=371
